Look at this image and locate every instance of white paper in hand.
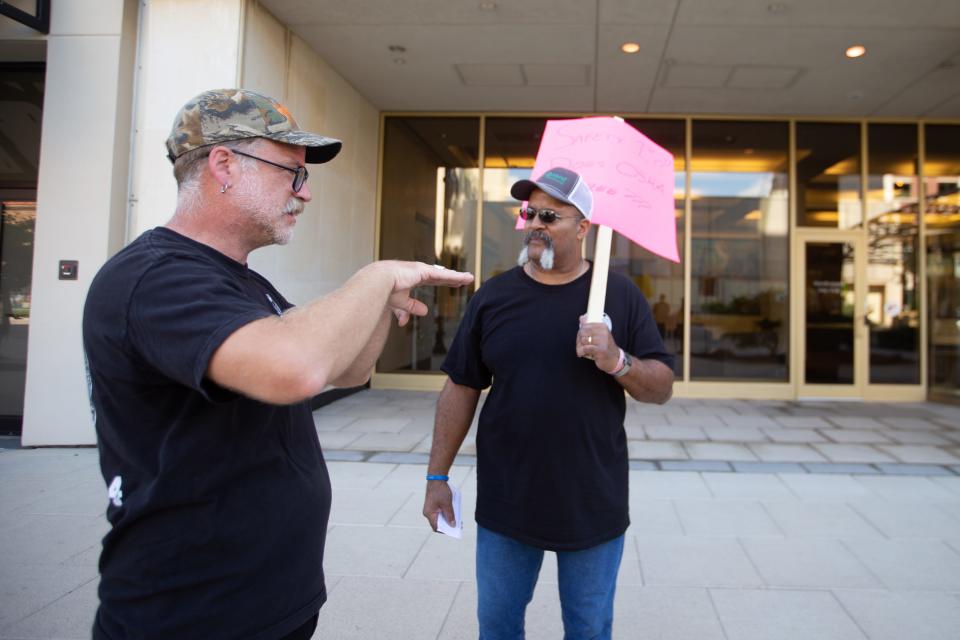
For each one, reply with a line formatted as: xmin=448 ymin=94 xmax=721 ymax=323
xmin=436 ymin=484 xmax=463 ymax=539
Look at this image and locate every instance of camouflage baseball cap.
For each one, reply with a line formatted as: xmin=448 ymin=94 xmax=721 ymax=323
xmin=165 ymin=88 xmax=342 ymax=164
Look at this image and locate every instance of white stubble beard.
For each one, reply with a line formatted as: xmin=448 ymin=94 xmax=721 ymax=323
xmin=234 ymin=169 xmax=303 ymax=246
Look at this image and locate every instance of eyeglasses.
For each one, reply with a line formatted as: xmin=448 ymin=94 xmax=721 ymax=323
xmin=518 ymin=206 xmax=575 ymax=224
xmin=232 ymin=150 xmax=309 ymax=193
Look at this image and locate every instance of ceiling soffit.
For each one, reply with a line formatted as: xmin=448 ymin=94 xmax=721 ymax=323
xmin=259 ymin=0 xmax=960 ymax=117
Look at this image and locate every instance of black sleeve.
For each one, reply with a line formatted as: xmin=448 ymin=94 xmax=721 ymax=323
xmin=126 ymin=256 xmax=271 ymax=398
xmin=624 ymin=287 xmax=675 ymax=370
xmin=441 ymin=291 xmax=492 ymax=390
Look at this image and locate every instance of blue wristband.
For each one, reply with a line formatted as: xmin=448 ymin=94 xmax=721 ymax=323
xmin=426 ymin=474 xmax=449 ymax=482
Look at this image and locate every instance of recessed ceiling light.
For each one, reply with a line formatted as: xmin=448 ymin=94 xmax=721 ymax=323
xmin=621 ymin=42 xmax=641 ymax=54
xmin=845 ymin=45 xmax=866 ymax=59
xmin=479 ymin=2 xmax=497 ymax=10
xmin=388 ymin=45 xmax=406 ymax=53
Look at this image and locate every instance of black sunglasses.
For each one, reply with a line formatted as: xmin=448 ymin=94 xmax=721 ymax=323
xmin=233 ymin=150 xmax=309 ymax=193
xmin=518 ymin=206 xmax=575 ymax=224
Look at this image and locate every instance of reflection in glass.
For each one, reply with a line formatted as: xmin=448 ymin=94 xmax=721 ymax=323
xmin=867 ymin=124 xmax=919 ymax=384
xmin=0 ymin=202 xmax=35 ymax=419
xmin=0 ymin=65 xmax=43 ymax=425
xmin=690 ymin=121 xmax=790 ymax=380
xmin=378 ymin=117 xmax=480 ymax=373
xmin=805 ymin=243 xmax=855 ymax=384
xmin=925 ymin=125 xmax=960 ymax=398
xmin=796 ymin=123 xmax=861 ymax=228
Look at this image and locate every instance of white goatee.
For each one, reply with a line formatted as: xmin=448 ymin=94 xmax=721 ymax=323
xmin=517 ymin=245 xmax=554 ymax=270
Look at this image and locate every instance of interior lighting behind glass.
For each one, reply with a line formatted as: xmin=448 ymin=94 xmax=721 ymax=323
xmin=845 ymin=45 xmax=866 ymax=58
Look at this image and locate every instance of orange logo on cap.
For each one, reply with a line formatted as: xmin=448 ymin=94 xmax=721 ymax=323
xmin=274 ymin=102 xmax=294 ymax=122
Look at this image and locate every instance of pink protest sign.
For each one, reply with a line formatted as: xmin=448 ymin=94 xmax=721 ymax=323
xmin=516 ymin=117 xmax=679 ymax=263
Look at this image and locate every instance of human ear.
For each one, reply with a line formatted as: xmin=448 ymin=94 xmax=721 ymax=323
xmin=207 ymin=146 xmax=236 ymax=189
xmin=577 ymin=218 xmax=590 ymax=240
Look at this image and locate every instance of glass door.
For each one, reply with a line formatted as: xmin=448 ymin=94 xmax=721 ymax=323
xmin=798 ymin=233 xmax=865 ymax=397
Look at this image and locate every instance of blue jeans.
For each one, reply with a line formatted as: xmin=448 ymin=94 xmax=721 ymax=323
xmin=476 ymin=526 xmax=624 ymax=640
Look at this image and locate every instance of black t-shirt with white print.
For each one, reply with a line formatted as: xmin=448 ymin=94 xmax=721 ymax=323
xmin=83 ymin=227 xmax=331 ymax=640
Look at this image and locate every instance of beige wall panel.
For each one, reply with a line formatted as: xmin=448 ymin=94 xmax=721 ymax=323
xmin=246 ymin=32 xmax=378 ymax=305
xmin=128 ymin=0 xmax=244 ymax=238
xmin=241 ymin=0 xmax=287 ymax=102
xmin=107 ymin=0 xmax=140 ymax=256
xmin=21 ymin=34 xmax=126 ymax=445
xmin=50 ymin=0 xmax=125 ymax=35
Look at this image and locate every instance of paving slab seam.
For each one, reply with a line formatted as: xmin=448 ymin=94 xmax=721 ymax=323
xmin=323 ymin=450 xmax=960 ymax=477
xmin=0 ymin=573 xmax=99 ymax=634
xmin=434 ymin=581 xmax=466 ymax=640
xmin=703 ymin=588 xmax=733 ymax=640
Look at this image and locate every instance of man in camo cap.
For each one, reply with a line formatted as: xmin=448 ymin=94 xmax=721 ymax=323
xmin=165 ymin=88 xmax=342 ymax=164
xmin=84 ymin=89 xmax=473 ymax=640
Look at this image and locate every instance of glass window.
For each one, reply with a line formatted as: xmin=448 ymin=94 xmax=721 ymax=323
xmin=804 ymin=242 xmax=856 ymax=384
xmin=796 ymin=122 xmax=862 ymax=228
xmin=925 ymin=124 xmax=960 ymax=399
xmin=0 ymin=64 xmax=43 ymax=428
xmin=690 ymin=120 xmax=790 ymax=381
xmin=866 ymin=124 xmax=920 ymax=384
xmin=377 ymin=117 xmax=480 ymax=374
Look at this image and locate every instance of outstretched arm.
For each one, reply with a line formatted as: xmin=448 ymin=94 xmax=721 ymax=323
xmin=328 ymin=307 xmax=392 ymax=388
xmin=207 ymin=261 xmax=473 ymax=404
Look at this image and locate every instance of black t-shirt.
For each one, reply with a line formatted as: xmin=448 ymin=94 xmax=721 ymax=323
xmin=83 ymin=227 xmax=331 ymax=640
xmin=443 ymin=264 xmax=672 ymax=551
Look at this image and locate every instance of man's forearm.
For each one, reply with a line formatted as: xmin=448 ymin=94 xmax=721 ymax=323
xmin=273 ymin=263 xmax=397 ymax=391
xmin=329 ymin=307 xmax=392 ymax=388
xmin=208 ymin=263 xmax=399 ymax=403
xmin=208 ymin=261 xmax=472 ymax=405
xmin=428 ymin=380 xmax=481 ymax=474
xmin=618 ymin=357 xmax=674 ymax=404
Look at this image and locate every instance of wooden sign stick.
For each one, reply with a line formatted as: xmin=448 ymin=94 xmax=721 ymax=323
xmin=585 ymin=225 xmax=613 ymax=324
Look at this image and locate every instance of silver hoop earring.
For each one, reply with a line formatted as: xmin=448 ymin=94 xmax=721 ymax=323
xmin=220 ymin=183 xmax=229 ymax=194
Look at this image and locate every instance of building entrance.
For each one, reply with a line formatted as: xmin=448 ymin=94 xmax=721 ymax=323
xmin=797 ymin=231 xmax=925 ymax=401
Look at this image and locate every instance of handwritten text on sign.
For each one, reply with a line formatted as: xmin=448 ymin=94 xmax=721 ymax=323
xmin=518 ymin=117 xmax=679 ymax=263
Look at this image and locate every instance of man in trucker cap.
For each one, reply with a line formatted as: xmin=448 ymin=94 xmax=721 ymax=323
xmin=423 ymin=167 xmax=673 ymax=639
xmin=84 ymin=89 xmax=473 ymax=640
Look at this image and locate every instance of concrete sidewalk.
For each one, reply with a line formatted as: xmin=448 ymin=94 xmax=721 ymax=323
xmin=2 ymin=392 xmax=960 ymax=639
xmin=317 ymin=390 xmax=960 ymax=475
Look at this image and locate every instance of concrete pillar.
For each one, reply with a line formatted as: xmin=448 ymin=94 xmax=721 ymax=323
xmin=22 ymin=0 xmax=245 ymax=445
xmin=21 ymin=0 xmax=139 ymax=445
xmin=127 ymin=0 xmax=244 ymax=237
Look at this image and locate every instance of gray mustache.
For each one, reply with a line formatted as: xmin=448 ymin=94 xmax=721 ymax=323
xmin=523 ymin=230 xmax=552 ymax=248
